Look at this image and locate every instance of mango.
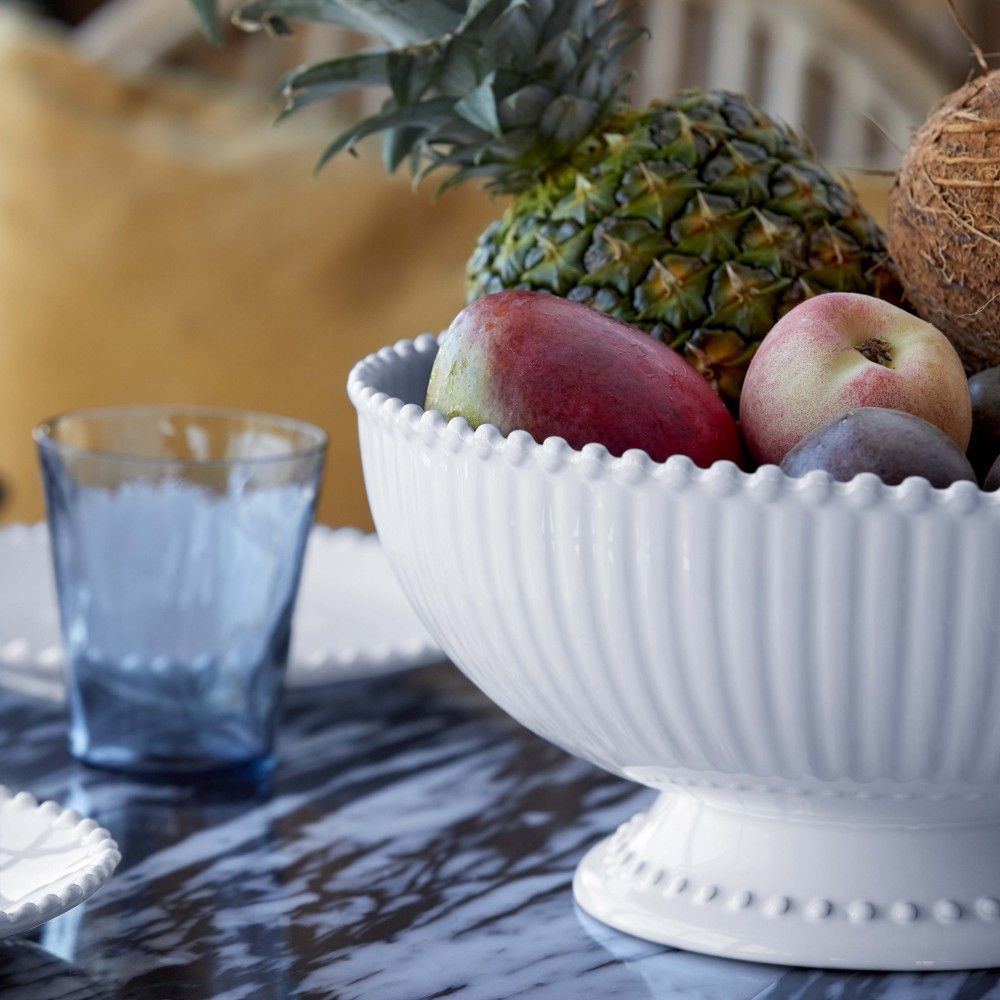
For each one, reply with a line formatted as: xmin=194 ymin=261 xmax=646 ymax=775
xmin=426 ymin=291 xmax=744 ymax=468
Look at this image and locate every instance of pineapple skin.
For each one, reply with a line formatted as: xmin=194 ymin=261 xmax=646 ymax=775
xmin=466 ymin=91 xmax=904 ymax=406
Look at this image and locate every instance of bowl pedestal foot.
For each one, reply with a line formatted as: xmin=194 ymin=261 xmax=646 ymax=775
xmin=573 ymin=787 xmax=1000 ymax=970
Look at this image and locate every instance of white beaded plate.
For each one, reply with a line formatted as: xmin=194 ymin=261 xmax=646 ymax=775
xmin=0 ymin=786 xmax=121 ymax=940
xmin=0 ymin=524 xmax=441 ymax=699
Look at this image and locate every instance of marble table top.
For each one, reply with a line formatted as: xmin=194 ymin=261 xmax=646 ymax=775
xmin=1 ymin=664 xmax=997 ymax=999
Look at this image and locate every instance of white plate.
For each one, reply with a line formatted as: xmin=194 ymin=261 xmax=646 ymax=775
xmin=0 ymin=524 xmax=441 ymax=698
xmin=0 ymin=786 xmax=120 ymax=940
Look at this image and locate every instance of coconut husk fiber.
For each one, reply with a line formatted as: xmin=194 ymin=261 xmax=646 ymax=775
xmin=888 ymin=69 xmax=1000 ymax=372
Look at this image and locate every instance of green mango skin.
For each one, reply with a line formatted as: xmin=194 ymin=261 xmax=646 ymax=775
xmin=426 ymin=291 xmax=744 ymax=468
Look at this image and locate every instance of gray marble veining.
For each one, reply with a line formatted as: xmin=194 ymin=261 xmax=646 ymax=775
xmin=1 ymin=665 xmax=998 ymax=998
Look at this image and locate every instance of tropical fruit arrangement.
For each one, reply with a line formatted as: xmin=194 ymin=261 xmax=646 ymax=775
xmin=432 ymin=287 xmax=981 ymax=488
xmin=195 ymin=0 xmax=1000 ymax=489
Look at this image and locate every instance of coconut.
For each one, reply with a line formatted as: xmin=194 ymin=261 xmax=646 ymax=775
xmin=888 ymin=69 xmax=1000 ymax=372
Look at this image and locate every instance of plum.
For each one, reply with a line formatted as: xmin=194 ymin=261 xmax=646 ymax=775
xmin=426 ymin=291 xmax=744 ymax=468
xmin=967 ymin=366 xmax=1000 ymax=478
xmin=985 ymin=453 xmax=1000 ymax=492
xmin=780 ymin=407 xmax=977 ymax=487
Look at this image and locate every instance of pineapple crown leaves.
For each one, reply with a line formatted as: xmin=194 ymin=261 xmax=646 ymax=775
xmin=234 ymin=0 xmax=467 ymax=44
xmin=190 ymin=0 xmax=225 ymax=43
xmin=197 ymin=0 xmax=645 ymax=193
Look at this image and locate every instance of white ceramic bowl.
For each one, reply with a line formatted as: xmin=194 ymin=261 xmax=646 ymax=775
xmin=348 ymin=334 xmax=1000 ymax=971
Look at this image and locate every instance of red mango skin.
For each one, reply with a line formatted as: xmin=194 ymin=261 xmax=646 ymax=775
xmin=426 ymin=291 xmax=744 ymax=468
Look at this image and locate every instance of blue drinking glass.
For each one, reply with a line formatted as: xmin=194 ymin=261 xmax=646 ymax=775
xmin=35 ymin=405 xmax=327 ymax=778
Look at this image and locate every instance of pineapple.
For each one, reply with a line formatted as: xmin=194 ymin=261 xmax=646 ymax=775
xmin=206 ymin=0 xmax=902 ymax=405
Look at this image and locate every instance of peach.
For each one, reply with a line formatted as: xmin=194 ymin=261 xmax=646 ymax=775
xmin=740 ymin=293 xmax=972 ymax=466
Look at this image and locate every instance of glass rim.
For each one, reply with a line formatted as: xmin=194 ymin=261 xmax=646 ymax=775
xmin=33 ymin=404 xmax=329 ymax=468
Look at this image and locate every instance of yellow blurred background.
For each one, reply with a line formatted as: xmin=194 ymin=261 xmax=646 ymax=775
xmin=0 ymin=0 xmax=988 ymax=528
xmin=0 ymin=12 xmax=499 ymax=529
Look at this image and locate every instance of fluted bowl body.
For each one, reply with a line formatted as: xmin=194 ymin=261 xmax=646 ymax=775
xmin=349 ymin=335 xmax=1000 ymax=805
